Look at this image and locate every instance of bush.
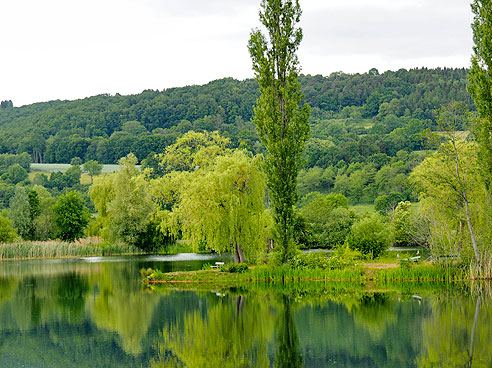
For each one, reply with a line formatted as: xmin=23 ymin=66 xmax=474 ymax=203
xmin=0 ymin=214 xmax=17 ymax=243
xmin=290 ymin=247 xmax=362 ymax=270
xmin=220 ymin=263 xmax=249 ymax=273
xmin=345 ymin=214 xmax=394 ymax=259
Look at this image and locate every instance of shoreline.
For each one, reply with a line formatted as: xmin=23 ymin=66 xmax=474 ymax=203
xmin=143 ymin=261 xmax=489 ymax=287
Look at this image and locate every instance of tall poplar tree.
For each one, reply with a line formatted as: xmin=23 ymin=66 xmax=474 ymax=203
xmin=248 ymin=0 xmax=310 ymax=263
xmin=468 ymin=0 xmax=492 ymax=189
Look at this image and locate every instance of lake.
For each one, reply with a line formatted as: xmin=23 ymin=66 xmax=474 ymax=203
xmin=0 ymin=254 xmax=489 ymax=367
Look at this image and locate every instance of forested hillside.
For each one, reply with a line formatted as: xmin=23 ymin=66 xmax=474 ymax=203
xmin=0 ymin=68 xmax=471 ymax=162
xmin=0 ymin=67 xmax=473 ymax=207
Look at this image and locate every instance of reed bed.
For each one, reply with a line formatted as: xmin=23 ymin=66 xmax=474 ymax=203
xmin=374 ymin=264 xmax=469 ymax=282
xmin=0 ymin=241 xmax=142 ymax=260
xmin=145 ymin=264 xmax=366 ymax=285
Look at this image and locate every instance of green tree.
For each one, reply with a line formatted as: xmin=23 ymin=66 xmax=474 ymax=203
xmin=2 ymin=164 xmax=29 ymax=185
xmin=64 ymin=165 xmax=81 ymax=187
xmin=468 ymin=0 xmax=492 ymax=190
xmin=300 ymin=193 xmax=357 ymax=248
xmin=90 ymin=154 xmax=155 ymax=246
xmin=9 ymin=186 xmax=31 ymax=239
xmin=53 ymin=191 xmax=90 ymax=242
xmin=32 ymin=185 xmax=56 ymax=240
xmin=83 ymin=160 xmax=103 ymax=184
xmin=248 ymin=0 xmax=310 ymax=263
xmin=411 ymin=141 xmax=488 ymax=263
xmin=0 ymin=211 xmax=17 ymax=243
xmin=70 ymin=157 xmax=83 ymax=166
xmin=158 ymin=150 xmax=266 ymax=263
xmin=345 ymin=214 xmax=394 ymax=259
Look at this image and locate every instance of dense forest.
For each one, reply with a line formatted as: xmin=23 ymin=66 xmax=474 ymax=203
xmin=0 ymin=68 xmax=472 ymax=165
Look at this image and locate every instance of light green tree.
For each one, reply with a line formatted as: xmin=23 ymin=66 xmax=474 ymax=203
xmin=248 ymin=0 xmax=310 ymax=263
xmin=345 ymin=214 xmax=394 ymax=259
xmin=158 ymin=150 xmax=266 ymax=263
xmin=411 ymin=141 xmax=489 ymax=263
xmin=32 ymin=185 xmax=56 ymax=240
xmin=9 ymin=186 xmax=31 ymax=239
xmin=0 ymin=211 xmax=17 ymax=243
xmin=157 ymin=130 xmax=230 ymax=174
xmin=83 ymin=160 xmax=103 ymax=184
xmin=90 ymin=153 xmax=155 ymax=246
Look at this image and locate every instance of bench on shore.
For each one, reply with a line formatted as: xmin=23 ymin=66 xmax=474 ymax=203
xmin=210 ymin=262 xmax=225 ymax=269
xmin=400 ymin=256 xmax=421 ymax=263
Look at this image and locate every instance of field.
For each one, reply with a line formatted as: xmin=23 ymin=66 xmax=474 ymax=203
xmin=31 ymin=163 xmax=124 ymax=173
xmin=350 ymin=203 xmax=375 ymax=214
xmin=29 ymin=163 xmax=142 ymax=184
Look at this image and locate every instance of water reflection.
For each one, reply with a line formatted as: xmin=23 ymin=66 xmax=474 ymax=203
xmin=0 ymin=256 xmax=488 ymax=367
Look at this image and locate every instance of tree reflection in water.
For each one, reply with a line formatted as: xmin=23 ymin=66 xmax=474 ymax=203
xmin=274 ymin=294 xmax=303 ymax=368
xmin=152 ymin=293 xmax=275 ymax=367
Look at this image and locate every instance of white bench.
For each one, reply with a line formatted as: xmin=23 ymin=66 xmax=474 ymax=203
xmin=210 ymin=262 xmax=225 ymax=269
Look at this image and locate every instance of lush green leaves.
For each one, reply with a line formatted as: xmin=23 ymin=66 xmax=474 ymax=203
xmin=249 ymin=0 xmax=310 ymax=263
xmin=53 ymin=191 xmax=90 ymax=242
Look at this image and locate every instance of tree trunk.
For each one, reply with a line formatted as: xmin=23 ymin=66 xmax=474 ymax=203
xmin=464 ymin=195 xmax=481 ymax=264
xmin=234 ymin=242 xmax=245 ymax=263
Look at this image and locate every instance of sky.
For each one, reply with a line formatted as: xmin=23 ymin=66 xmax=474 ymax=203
xmin=0 ymin=0 xmax=473 ymax=107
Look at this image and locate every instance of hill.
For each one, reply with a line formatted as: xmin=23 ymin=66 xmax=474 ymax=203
xmin=0 ymin=67 xmax=472 ymax=167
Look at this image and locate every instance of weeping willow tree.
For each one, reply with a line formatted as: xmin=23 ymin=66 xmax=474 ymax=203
xmin=248 ymin=0 xmax=310 ymax=263
xmin=156 ymin=147 xmax=267 ymax=263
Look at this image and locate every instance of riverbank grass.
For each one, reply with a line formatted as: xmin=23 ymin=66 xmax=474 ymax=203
xmin=144 ymin=260 xmax=489 ymax=286
xmin=0 ymin=240 xmax=143 ymax=260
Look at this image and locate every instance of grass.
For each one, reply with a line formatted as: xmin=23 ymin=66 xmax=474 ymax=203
xmin=144 ymin=260 xmax=492 ymax=288
xmin=350 ymin=203 xmax=375 ymax=214
xmin=30 ymin=163 xmax=126 ymax=173
xmin=0 ymin=240 xmax=143 ymax=260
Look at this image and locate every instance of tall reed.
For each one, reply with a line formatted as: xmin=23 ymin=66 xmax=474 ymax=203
xmin=0 ymin=241 xmax=142 ymax=260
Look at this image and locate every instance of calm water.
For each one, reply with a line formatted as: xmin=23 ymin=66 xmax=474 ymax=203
xmin=0 ymin=254 xmax=489 ymax=367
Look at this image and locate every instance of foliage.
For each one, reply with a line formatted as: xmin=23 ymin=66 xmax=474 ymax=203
xmin=2 ymin=164 xmax=29 ymax=184
xmin=411 ymin=138 xmax=490 ymax=263
xmin=9 ymin=186 xmax=31 ymax=239
xmin=290 ymin=246 xmax=362 ymax=271
xmin=90 ymin=154 xmax=155 ymax=246
xmin=157 ymin=148 xmax=266 ymax=263
xmin=345 ymin=214 xmax=394 ymax=259
xmin=219 ymin=263 xmax=249 ymax=274
xmin=32 ymin=185 xmax=56 ymax=240
xmin=0 ymin=211 xmax=17 ymax=243
xmin=53 ymin=191 xmax=90 ymax=242
xmin=83 ymin=160 xmax=103 ymax=184
xmin=249 ymin=0 xmax=311 ymax=263
xmin=391 ymin=201 xmax=428 ymax=246
xmin=299 ymin=193 xmax=357 ymax=248
xmin=157 ymin=130 xmax=231 ymax=174
xmin=0 ymin=153 xmax=31 ymax=172
xmin=374 ymin=192 xmax=405 ymax=215
xmin=469 ymin=0 xmax=492 ymax=190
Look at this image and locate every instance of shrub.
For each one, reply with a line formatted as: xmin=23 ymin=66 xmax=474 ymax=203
xmin=290 ymin=247 xmax=362 ymax=270
xmin=0 ymin=214 xmax=17 ymax=243
xmin=220 ymin=263 xmax=249 ymax=273
xmin=345 ymin=214 xmax=394 ymax=259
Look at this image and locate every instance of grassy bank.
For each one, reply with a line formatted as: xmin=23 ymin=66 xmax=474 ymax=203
xmin=143 ymin=261 xmax=488 ymax=287
xmin=0 ymin=241 xmax=143 ymax=260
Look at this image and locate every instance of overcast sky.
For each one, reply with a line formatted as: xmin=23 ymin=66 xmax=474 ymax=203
xmin=0 ymin=0 xmax=473 ymax=107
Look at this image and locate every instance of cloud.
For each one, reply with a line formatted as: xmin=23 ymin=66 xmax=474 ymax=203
xmin=0 ymin=0 xmax=474 ymax=106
